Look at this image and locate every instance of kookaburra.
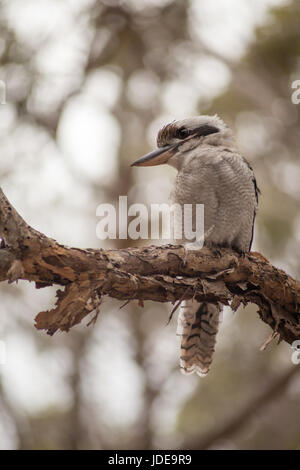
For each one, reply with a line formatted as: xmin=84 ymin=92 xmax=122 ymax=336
xmin=131 ymin=115 xmax=259 ymax=376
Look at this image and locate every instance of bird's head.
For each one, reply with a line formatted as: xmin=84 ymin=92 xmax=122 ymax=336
xmin=131 ymin=115 xmax=235 ymax=170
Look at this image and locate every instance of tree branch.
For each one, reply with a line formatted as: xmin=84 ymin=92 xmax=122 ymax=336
xmin=0 ymin=187 xmax=299 ymax=342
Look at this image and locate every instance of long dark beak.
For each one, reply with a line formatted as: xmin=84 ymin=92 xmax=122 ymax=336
xmin=131 ymin=144 xmax=176 ymax=167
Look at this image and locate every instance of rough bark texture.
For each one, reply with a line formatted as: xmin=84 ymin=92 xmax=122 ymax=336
xmin=0 ymin=187 xmax=299 ymax=343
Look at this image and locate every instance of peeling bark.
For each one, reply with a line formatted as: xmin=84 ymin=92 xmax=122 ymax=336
xmin=0 ymin=187 xmax=299 ymax=343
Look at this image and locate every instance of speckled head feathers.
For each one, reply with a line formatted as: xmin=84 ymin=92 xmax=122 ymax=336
xmin=157 ymin=114 xmax=228 ymax=147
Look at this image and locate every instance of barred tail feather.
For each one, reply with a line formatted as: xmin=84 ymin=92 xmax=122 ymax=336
xmin=177 ymin=300 xmax=221 ymax=376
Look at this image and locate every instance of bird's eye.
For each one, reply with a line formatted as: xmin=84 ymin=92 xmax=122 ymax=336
xmin=177 ymin=127 xmax=190 ymax=139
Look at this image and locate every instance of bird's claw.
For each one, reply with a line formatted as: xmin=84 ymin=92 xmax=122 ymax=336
xmin=182 ymin=247 xmax=188 ymax=267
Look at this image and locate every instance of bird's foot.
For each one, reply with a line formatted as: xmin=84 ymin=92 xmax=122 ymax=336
xmin=182 ymin=246 xmax=188 ymax=267
xmin=212 ymin=247 xmax=223 ymax=258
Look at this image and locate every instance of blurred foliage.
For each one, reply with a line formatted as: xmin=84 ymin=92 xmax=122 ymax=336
xmin=0 ymin=0 xmax=299 ymax=450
